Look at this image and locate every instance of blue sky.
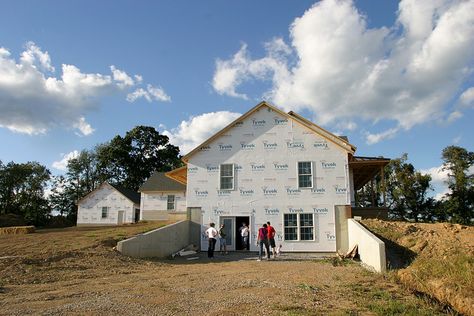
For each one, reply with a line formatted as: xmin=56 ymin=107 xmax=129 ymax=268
xmin=0 ymin=0 xmax=473 ymax=198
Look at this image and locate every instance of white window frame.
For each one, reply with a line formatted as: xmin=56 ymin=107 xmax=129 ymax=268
xmin=167 ymin=195 xmax=175 ymax=211
xmin=101 ymin=206 xmax=109 ymax=218
xmin=297 ymin=161 xmax=313 ymax=189
xmin=283 ymin=213 xmax=315 ymax=241
xmin=219 ymin=163 xmax=234 ymax=190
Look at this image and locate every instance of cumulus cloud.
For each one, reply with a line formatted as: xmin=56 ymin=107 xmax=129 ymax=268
xmin=212 ymin=0 xmax=474 ymax=144
xmin=0 ymin=42 xmax=170 ymax=136
xmin=163 ymin=111 xmax=241 ymax=154
xmin=460 ymin=87 xmax=474 ymax=107
xmin=127 ymin=84 xmax=171 ymax=103
xmin=421 ymin=164 xmax=474 ymax=200
xmin=52 ymin=150 xmax=79 ymax=171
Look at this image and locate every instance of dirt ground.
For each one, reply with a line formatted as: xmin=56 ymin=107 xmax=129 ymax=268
xmin=0 ymin=222 xmax=452 ymax=315
xmin=363 ymin=219 xmax=474 ymax=316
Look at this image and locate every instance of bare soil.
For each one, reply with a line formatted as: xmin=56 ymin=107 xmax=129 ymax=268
xmin=363 ymin=219 xmax=474 ymax=316
xmin=0 ymin=222 xmax=451 ymax=315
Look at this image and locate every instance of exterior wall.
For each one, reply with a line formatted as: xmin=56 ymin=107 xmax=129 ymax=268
xmin=348 ymin=219 xmax=386 ymax=273
xmin=186 ymin=105 xmax=351 ymax=252
xmin=77 ymin=185 xmax=137 ymax=226
xmin=140 ymin=191 xmax=186 ymax=221
xmin=117 ymin=220 xmax=201 ymax=258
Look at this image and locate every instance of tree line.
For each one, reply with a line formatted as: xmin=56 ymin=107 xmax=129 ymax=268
xmin=0 ymin=128 xmax=472 ymax=227
xmin=356 ymin=146 xmax=474 ymax=225
xmin=0 ymin=126 xmax=182 ymax=227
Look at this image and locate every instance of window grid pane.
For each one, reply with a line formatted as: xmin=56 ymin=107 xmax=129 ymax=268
xmin=300 ymin=214 xmax=314 ymax=240
xmin=167 ymin=195 xmax=175 ymax=210
xmin=284 ymin=214 xmax=298 ymax=240
xmin=284 ymin=227 xmax=298 ymax=240
xmin=220 ymin=164 xmax=234 ymax=190
xmin=298 ymin=161 xmax=312 ymax=188
xmin=101 ymin=207 xmax=108 ymax=218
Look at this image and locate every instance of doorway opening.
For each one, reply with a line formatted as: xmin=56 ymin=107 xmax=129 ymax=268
xmin=235 ymin=216 xmax=250 ymax=251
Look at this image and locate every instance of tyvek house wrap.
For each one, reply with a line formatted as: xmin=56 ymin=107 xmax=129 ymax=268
xmin=186 ymin=104 xmax=351 ymax=252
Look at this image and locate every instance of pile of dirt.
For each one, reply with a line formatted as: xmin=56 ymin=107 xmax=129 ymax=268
xmin=362 ymin=219 xmax=474 ymax=315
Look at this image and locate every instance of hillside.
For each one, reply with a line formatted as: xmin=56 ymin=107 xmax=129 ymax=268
xmin=362 ymin=219 xmax=474 ymax=316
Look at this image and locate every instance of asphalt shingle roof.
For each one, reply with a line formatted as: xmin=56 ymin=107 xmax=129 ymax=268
xmin=109 ymin=183 xmax=141 ymax=204
xmin=139 ymin=172 xmax=186 ymax=192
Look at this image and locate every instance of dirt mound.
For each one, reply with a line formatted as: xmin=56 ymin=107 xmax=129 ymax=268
xmin=363 ymin=219 xmax=474 ymax=316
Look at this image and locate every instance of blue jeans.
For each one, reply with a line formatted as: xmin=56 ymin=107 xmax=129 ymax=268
xmin=259 ymin=240 xmax=270 ymax=259
xmin=208 ymin=238 xmax=216 ymax=258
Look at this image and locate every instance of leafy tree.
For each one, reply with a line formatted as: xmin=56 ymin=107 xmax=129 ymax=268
xmin=96 ymin=126 xmax=182 ymax=190
xmin=49 ymin=150 xmax=101 ymax=220
xmin=441 ymin=146 xmax=474 ymax=224
xmin=0 ymin=161 xmax=51 ymax=225
xmin=380 ymin=154 xmax=433 ymax=221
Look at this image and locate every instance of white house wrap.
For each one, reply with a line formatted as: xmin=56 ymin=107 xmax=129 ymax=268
xmin=180 ymin=101 xmax=359 ymax=252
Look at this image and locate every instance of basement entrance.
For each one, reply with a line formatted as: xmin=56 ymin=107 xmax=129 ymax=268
xmin=219 ymin=216 xmax=250 ymax=251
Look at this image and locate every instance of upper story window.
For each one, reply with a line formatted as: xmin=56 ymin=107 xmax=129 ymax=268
xmin=298 ymin=161 xmax=313 ymax=188
xmin=101 ymin=206 xmax=109 ymax=218
xmin=167 ymin=195 xmax=175 ymax=210
xmin=220 ymin=163 xmax=234 ymax=190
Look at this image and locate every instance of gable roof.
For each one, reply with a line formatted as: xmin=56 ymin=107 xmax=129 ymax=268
xmin=77 ymin=182 xmax=140 ymax=205
xmin=182 ymin=101 xmax=356 ymax=163
xmin=109 ymin=183 xmax=141 ymax=204
xmin=139 ymin=171 xmax=186 ymax=192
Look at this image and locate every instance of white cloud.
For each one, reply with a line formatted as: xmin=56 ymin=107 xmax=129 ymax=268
xmin=73 ymin=117 xmax=95 ymax=136
xmin=365 ymin=128 xmax=399 ymax=145
xmin=163 ymin=111 xmax=241 ymax=154
xmin=0 ymin=42 xmax=170 ymax=136
xmin=460 ymin=86 xmax=474 ymax=107
xmin=111 ymin=65 xmax=135 ymax=88
xmin=127 ymin=84 xmax=171 ymax=103
xmin=212 ymin=39 xmax=291 ymax=99
xmin=421 ymin=164 xmax=474 ymax=200
xmin=52 ymin=150 xmax=79 ymax=171
xmin=212 ymin=0 xmax=474 ymax=141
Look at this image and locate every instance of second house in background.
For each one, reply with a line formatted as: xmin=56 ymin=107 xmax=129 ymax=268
xmin=139 ymin=172 xmax=187 ymax=221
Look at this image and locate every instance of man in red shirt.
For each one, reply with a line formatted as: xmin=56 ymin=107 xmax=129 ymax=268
xmin=267 ymin=221 xmax=276 ymax=258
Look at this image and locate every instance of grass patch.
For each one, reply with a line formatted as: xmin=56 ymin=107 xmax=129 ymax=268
xmin=349 ymin=282 xmax=447 ymax=315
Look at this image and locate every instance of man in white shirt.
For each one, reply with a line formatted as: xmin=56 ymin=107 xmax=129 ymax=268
xmin=205 ymin=222 xmax=218 ymax=258
xmin=240 ymin=223 xmax=249 ymax=250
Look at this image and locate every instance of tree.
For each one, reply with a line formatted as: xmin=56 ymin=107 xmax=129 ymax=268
xmin=441 ymin=146 xmax=474 ymax=224
xmin=0 ymin=161 xmax=51 ymax=225
xmin=383 ymin=154 xmax=433 ymax=221
xmin=96 ymin=126 xmax=182 ymax=190
xmin=49 ymin=150 xmax=101 ymax=220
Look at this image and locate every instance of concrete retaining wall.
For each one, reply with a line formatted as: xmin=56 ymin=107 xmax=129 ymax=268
xmin=117 ymin=220 xmax=200 ymax=258
xmin=348 ymin=219 xmax=386 ymax=273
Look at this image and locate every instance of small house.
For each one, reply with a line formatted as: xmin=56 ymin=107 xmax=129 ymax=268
xmin=76 ymin=182 xmax=140 ymax=226
xmin=139 ymin=171 xmax=187 ymax=221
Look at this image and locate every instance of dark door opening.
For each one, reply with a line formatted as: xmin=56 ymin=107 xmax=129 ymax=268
xmin=235 ymin=216 xmax=250 ymax=251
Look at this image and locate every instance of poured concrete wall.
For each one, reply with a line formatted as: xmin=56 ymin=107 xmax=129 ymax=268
xmin=117 ymin=220 xmax=200 ymax=258
xmin=335 ymin=205 xmax=351 ymax=253
xmin=348 ymin=219 xmax=386 ymax=273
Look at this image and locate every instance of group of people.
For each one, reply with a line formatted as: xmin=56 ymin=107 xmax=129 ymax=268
xmin=204 ymin=222 xmax=228 ymax=258
xmin=204 ymin=221 xmax=278 ymax=260
xmin=256 ymin=221 xmax=277 ymax=261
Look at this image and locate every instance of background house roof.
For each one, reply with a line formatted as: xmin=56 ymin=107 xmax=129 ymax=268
xmin=139 ymin=171 xmax=186 ymax=192
xmin=108 ymin=183 xmax=141 ymax=204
